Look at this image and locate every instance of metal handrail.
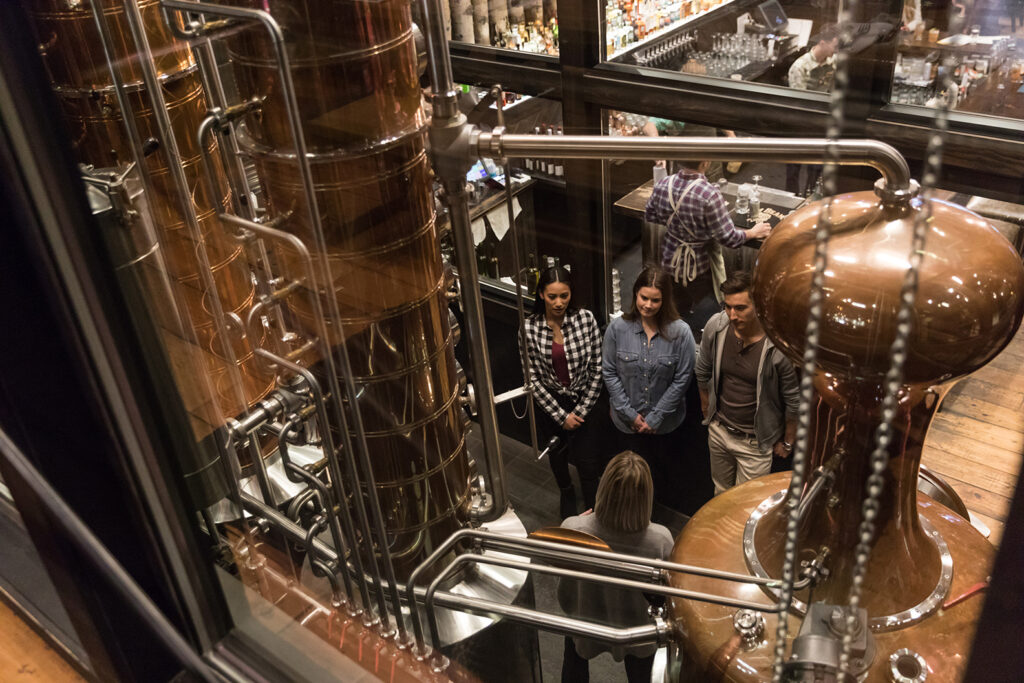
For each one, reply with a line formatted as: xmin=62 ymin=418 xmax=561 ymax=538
xmin=405 ymin=527 xmax=784 ymax=654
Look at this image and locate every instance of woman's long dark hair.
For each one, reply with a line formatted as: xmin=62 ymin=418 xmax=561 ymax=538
xmin=622 ymin=266 xmax=680 ymax=336
xmin=532 ymin=266 xmax=578 ymax=316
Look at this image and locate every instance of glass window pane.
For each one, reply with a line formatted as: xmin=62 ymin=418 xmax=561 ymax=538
xmin=602 ymin=0 xmax=853 ymax=96
xmin=603 ymin=109 xmax=820 ymax=326
xmin=454 ymin=88 xmax=564 ymax=293
xmin=446 ymin=0 xmax=560 ymax=53
xmin=890 ymin=12 xmax=1023 ymax=120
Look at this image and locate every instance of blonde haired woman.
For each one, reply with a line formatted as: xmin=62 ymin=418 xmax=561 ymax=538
xmin=558 ymin=451 xmax=674 ymax=682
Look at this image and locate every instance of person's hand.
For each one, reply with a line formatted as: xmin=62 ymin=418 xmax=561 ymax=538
xmin=746 ymin=222 xmax=771 ymax=240
xmin=633 ymin=414 xmax=654 ymax=434
xmin=632 ymin=414 xmax=647 ymax=433
xmin=563 ymin=413 xmax=584 ymax=430
xmin=773 ymin=441 xmax=793 ymax=459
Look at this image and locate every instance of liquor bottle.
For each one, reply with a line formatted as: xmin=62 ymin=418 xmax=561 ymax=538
xmin=535 ymin=124 xmax=545 ymax=174
xmin=546 ymin=127 xmax=556 ymax=175
xmin=527 ymin=253 xmax=541 ymax=289
xmin=555 ymin=127 xmax=565 ymax=177
xmin=477 ymin=248 xmax=491 ymax=276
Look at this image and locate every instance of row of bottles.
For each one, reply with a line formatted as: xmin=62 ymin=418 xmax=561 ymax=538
xmin=447 ymin=0 xmax=559 ymax=55
xmin=474 ymin=248 xmax=568 ymax=290
xmin=495 ymin=18 xmax=559 ymax=54
xmin=605 ymin=0 xmax=731 ymax=56
xmin=522 ymin=125 xmax=565 ymax=178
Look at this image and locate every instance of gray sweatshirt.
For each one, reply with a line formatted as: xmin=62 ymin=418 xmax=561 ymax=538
xmin=695 ymin=311 xmax=800 ymax=451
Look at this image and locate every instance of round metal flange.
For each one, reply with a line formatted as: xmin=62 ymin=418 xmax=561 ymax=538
xmin=743 ymin=490 xmax=954 ymax=632
xmin=889 ymin=648 xmax=928 ymax=682
xmin=873 ymin=177 xmax=921 ymax=206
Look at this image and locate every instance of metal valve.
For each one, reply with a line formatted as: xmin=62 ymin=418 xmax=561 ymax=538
xmin=733 ymin=609 xmax=766 ymax=647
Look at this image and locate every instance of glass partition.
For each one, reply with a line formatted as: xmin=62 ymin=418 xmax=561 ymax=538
xmin=445 ymin=88 xmax=563 ymax=293
xmin=602 ymin=109 xmax=821 ymax=320
xmin=890 ymin=7 xmax=1023 ymax=121
xmin=601 ymin=0 xmax=854 ymax=95
xmin=445 ymin=0 xmax=559 ymax=54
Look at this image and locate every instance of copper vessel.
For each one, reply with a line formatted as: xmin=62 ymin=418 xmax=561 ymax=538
xmin=670 ymin=190 xmax=1024 ymax=680
xmin=32 ymin=0 xmax=192 ymax=90
xmin=226 ymin=0 xmax=471 ymax=576
xmin=224 ymin=0 xmax=424 ymax=152
xmin=26 ymin=0 xmax=273 ymax=424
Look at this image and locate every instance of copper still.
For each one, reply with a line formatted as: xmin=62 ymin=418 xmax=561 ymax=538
xmin=669 ymin=187 xmax=1024 ymax=681
xmin=26 ymin=0 xmax=273 ymax=442
xmin=223 ymin=0 xmax=472 ymax=576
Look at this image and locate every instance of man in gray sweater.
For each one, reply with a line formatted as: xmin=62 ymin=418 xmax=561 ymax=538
xmin=695 ymin=272 xmax=800 ymax=494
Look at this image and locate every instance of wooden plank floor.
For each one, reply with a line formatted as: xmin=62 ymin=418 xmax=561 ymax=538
xmin=922 ymin=322 xmax=1024 ymax=548
xmin=0 ymin=598 xmax=87 ymax=683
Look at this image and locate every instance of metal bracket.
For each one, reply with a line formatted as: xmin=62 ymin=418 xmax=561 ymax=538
xmin=427 ymin=113 xmax=476 ymax=190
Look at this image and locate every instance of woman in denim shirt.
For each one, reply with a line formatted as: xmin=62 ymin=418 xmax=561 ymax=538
xmin=603 ymin=266 xmax=695 ymax=506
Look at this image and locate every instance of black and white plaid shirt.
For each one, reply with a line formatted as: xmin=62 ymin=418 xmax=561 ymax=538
xmin=521 ymin=308 xmax=604 ymax=424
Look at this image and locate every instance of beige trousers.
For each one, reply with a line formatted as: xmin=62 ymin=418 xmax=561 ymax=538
xmin=708 ymin=420 xmax=771 ymax=496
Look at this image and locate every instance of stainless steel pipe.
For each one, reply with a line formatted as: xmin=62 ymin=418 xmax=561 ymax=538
xmin=423 ymin=552 xmax=778 ymax=652
xmin=493 ymin=88 xmax=540 ymax=461
xmin=444 ymin=181 xmax=509 ymax=521
xmin=120 ymin=0 xmax=249 ymax=415
xmin=475 ymin=134 xmax=913 ymax=192
xmin=431 ymin=592 xmax=665 ymax=645
xmin=405 ymin=527 xmax=783 ymax=653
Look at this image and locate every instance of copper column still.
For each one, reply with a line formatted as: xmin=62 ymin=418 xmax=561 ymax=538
xmin=224 ymin=0 xmax=471 ymax=576
xmin=26 ymin=0 xmax=273 ymax=443
xmin=669 ymin=185 xmax=1024 ymax=681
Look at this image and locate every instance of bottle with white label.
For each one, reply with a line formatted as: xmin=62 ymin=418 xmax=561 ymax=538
xmin=735 ymin=184 xmax=751 ymax=228
xmin=546 ymin=127 xmax=556 ymax=175
xmin=554 ymin=127 xmax=565 ymax=177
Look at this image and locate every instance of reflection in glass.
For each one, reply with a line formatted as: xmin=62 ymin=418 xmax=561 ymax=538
xmin=891 ymin=4 xmax=1024 ymax=121
xmin=447 ymin=0 xmax=559 ymax=54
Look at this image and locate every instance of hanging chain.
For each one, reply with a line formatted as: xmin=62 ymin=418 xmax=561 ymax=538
xmin=770 ymin=7 xmax=857 ymax=679
xmin=837 ymin=6 xmax=964 ymax=676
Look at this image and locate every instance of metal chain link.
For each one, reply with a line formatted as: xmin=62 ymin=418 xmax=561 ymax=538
xmin=837 ymin=6 xmax=964 ymax=676
xmin=770 ymin=8 xmax=858 ymax=679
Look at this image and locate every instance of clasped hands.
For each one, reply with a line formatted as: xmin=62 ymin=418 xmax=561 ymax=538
xmin=631 ymin=414 xmax=654 ymax=434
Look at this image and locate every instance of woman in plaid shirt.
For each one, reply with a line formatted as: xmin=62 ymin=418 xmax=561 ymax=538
xmin=521 ymin=266 xmax=607 ymax=518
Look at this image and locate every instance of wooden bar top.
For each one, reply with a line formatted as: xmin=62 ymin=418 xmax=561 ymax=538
xmin=957 ymin=70 xmax=1024 ymax=119
xmin=614 ymin=178 xmax=804 ymax=223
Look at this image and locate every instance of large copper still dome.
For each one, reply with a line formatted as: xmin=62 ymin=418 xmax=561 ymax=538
xmin=669 ymin=186 xmax=1024 ymax=682
xmin=752 ymin=190 xmax=1024 ymax=386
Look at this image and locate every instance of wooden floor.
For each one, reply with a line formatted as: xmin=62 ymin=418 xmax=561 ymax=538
xmin=921 ymin=323 xmax=1024 ymax=548
xmin=0 ymin=598 xmax=86 ymax=683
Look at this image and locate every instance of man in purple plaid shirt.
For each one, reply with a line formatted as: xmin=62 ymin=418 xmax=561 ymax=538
xmin=645 ymin=161 xmax=770 ymax=338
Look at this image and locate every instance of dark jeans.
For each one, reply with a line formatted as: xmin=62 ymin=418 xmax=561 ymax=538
xmin=671 ymin=272 xmax=720 ymax=342
xmin=615 ymin=427 xmax=682 ymax=511
xmin=561 ymin=637 xmax=654 ymax=683
xmin=537 ymin=390 xmax=613 ymax=510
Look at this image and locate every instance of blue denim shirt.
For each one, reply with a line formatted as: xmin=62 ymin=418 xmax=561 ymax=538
xmin=602 ymin=317 xmax=695 ymax=435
